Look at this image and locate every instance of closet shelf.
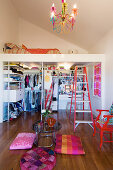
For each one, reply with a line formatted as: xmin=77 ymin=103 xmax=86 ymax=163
xmin=3 ymin=73 xmax=23 ymax=76
xmin=4 ymin=80 xmax=24 ymax=83
xmin=59 ymin=76 xmax=74 ymax=77
xmin=3 ymin=89 xmax=24 ymax=102
xmin=10 ymin=73 xmax=23 ymax=76
xmin=4 ymin=65 xmax=24 ymax=70
xmin=52 ymin=76 xmax=74 ymax=78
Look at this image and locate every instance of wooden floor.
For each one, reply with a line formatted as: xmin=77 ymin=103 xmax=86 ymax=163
xmin=0 ymin=111 xmax=113 ymax=170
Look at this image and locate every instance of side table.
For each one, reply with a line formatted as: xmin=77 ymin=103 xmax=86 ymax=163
xmin=33 ymin=121 xmax=62 ymax=147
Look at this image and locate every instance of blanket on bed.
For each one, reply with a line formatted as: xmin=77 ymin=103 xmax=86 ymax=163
xmin=4 ymin=43 xmax=61 ymax=54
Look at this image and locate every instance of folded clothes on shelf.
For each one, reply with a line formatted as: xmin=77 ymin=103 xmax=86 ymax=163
xmin=10 ymin=68 xmax=23 ymax=75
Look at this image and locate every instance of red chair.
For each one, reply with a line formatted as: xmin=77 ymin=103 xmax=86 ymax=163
xmin=93 ymin=109 xmax=113 ymax=148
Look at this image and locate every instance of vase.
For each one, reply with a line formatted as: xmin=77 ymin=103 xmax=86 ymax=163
xmin=47 ymin=117 xmax=56 ymax=127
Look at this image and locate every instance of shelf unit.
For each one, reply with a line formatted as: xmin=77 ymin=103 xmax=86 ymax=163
xmin=3 ymin=62 xmax=24 ymax=121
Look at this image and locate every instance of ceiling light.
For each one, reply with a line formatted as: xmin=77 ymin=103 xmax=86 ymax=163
xmin=50 ymin=0 xmax=78 ymax=33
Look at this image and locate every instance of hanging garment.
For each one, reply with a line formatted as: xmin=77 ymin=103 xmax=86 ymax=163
xmin=53 ymin=78 xmax=58 ymax=98
xmin=26 ymin=75 xmax=29 ymax=87
xmin=25 ymin=75 xmax=27 ymax=88
xmin=35 ymin=74 xmax=37 ymax=86
xmin=32 ymin=91 xmax=35 ymax=105
xmin=29 ymin=75 xmax=33 ymax=88
xmin=27 ymin=75 xmax=30 ymax=87
xmin=25 ymin=91 xmax=31 ymax=111
xmin=33 ymin=75 xmax=35 ymax=87
xmin=37 ymin=92 xmax=41 ymax=111
xmin=33 ymin=74 xmax=37 ymax=87
xmin=37 ymin=74 xmax=39 ymax=85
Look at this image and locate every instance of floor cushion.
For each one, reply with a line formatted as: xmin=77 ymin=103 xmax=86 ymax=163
xmin=20 ymin=147 xmax=56 ymax=170
xmin=10 ymin=133 xmax=36 ymax=150
xmin=55 ymin=134 xmax=85 ymax=155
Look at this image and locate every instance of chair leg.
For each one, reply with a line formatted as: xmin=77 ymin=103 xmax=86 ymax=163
xmin=100 ymin=130 xmax=103 ymax=149
xmin=110 ymin=132 xmax=112 ymax=141
xmin=93 ymin=120 xmax=96 ymax=136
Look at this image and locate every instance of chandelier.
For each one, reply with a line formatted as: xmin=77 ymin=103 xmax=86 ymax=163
xmin=50 ymin=0 xmax=78 ymax=33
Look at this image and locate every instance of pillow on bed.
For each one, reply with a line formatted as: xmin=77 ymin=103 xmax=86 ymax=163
xmin=47 ymin=49 xmax=61 ymax=54
xmin=5 ymin=43 xmax=19 ymax=49
xmin=10 ymin=133 xmax=36 ymax=150
xmin=22 ymin=44 xmax=28 ymax=50
xmin=5 ymin=48 xmax=30 ymax=54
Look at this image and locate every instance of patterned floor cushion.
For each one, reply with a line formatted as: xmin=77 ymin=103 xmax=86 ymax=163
xmin=55 ymin=134 xmax=85 ymax=155
xmin=10 ymin=133 xmax=36 ymax=150
xmin=20 ymin=147 xmax=56 ymax=170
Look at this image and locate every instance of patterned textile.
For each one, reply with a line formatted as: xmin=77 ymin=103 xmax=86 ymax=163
xmin=4 ymin=47 xmax=61 ymax=54
xmin=46 ymin=49 xmax=61 ymax=54
xmin=55 ymin=134 xmax=85 ymax=155
xmin=10 ymin=133 xmax=36 ymax=150
xmin=109 ymin=104 xmax=113 ymax=114
xmin=27 ymin=48 xmax=61 ymax=54
xmin=4 ymin=43 xmax=61 ymax=54
xmin=5 ymin=43 xmax=19 ymax=49
xmin=22 ymin=44 xmax=28 ymax=50
xmin=5 ymin=48 xmax=30 ymax=54
xmin=97 ymin=119 xmax=113 ymax=126
xmin=20 ymin=147 xmax=56 ymax=170
xmin=97 ymin=104 xmax=113 ymax=126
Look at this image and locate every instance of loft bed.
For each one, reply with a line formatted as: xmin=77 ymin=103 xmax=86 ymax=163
xmin=4 ymin=43 xmax=61 ymax=54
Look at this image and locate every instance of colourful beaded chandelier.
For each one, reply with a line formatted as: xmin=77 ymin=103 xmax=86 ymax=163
xmin=50 ymin=0 xmax=78 ymax=33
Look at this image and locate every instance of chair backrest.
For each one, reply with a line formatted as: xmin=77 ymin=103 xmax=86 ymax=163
xmin=108 ymin=104 xmax=113 ymax=124
xmin=109 ymin=104 xmax=113 ymax=114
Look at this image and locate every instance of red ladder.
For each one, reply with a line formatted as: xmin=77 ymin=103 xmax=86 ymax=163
xmin=69 ymin=68 xmax=76 ymax=118
xmin=70 ymin=66 xmax=94 ymax=131
xmin=45 ymin=82 xmax=53 ymax=110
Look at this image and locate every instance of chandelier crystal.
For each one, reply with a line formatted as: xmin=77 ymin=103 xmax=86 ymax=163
xmin=50 ymin=0 xmax=78 ymax=33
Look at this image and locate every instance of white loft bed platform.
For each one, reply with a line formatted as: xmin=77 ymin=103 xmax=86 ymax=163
xmin=0 ymin=54 xmax=105 ymax=63
xmin=0 ymin=53 xmax=105 ymax=123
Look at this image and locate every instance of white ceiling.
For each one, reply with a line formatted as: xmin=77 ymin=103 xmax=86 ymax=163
xmin=11 ymin=0 xmax=113 ymax=50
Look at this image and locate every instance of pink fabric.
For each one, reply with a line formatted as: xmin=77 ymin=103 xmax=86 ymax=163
xmin=10 ymin=133 xmax=36 ymax=150
xmin=20 ymin=148 xmax=56 ymax=170
xmin=55 ymin=134 xmax=85 ymax=155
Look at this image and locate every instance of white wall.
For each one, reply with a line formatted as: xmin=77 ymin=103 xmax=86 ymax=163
xmin=0 ymin=62 xmax=3 ymax=122
xmin=19 ymin=18 xmax=88 ymax=54
xmin=0 ymin=0 xmax=19 ymax=53
xmin=89 ymin=27 xmax=113 ymax=109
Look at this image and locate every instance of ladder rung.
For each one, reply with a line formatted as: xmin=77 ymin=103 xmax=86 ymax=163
xmin=76 ymin=91 xmax=88 ymax=93
xmin=76 ymin=110 xmax=91 ymax=112
xmin=75 ymin=120 xmax=93 ymax=124
xmin=76 ymin=74 xmax=86 ymax=77
xmin=76 ymin=100 xmax=90 ymax=102
xmin=77 ymin=82 xmax=87 ymax=84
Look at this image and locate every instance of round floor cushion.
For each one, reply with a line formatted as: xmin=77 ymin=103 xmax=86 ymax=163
xmin=20 ymin=147 xmax=56 ymax=170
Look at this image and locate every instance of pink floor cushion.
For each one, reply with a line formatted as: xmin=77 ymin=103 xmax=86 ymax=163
xmin=20 ymin=147 xmax=56 ymax=170
xmin=10 ymin=133 xmax=36 ymax=150
xmin=55 ymin=134 xmax=85 ymax=155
